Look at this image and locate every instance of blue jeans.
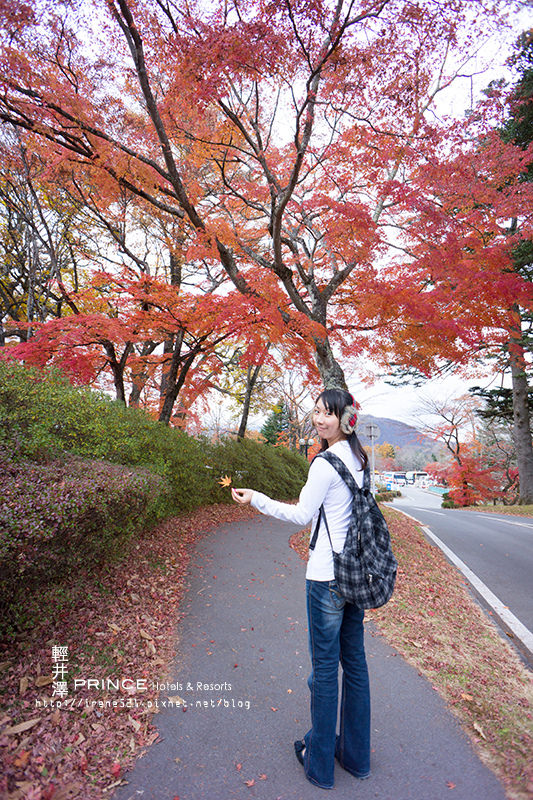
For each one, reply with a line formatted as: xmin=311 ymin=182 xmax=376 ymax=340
xmin=302 ymin=579 xmax=371 ymax=789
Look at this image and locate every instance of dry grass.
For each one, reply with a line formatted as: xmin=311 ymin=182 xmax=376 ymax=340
xmin=467 ymin=505 xmax=533 ymax=517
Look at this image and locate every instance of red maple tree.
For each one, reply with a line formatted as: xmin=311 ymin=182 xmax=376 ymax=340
xmin=0 ymin=0 xmax=523 ymax=393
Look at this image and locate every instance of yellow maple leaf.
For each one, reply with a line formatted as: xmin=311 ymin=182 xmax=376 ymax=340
xmin=218 ymin=474 xmax=232 ymax=487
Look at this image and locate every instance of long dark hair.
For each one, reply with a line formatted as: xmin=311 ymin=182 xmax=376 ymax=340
xmin=315 ymin=388 xmax=368 ymax=469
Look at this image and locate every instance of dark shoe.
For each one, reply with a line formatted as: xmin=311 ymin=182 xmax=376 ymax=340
xmin=294 ymin=739 xmax=306 ymax=766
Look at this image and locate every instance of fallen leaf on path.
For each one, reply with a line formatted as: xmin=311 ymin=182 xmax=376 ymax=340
xmin=3 ymin=717 xmax=41 ymax=735
xmin=167 ymin=695 xmax=187 ymax=706
xmin=473 ymin=722 xmax=486 ymax=739
xmin=127 ymin=714 xmax=141 ymax=732
xmin=35 ymin=676 xmax=54 ymax=687
xmin=218 ymin=475 xmax=232 ymax=487
xmin=50 ymin=784 xmax=83 ymax=800
xmin=14 ymin=749 xmax=31 ymax=767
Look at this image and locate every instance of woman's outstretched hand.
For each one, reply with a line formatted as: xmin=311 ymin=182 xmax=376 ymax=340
xmin=231 ymin=488 xmax=253 ymax=505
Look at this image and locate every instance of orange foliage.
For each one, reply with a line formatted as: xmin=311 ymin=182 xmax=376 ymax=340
xmin=0 ymin=0 xmax=529 ymax=395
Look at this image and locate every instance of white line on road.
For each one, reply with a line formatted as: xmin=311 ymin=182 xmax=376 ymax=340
xmin=393 ymin=508 xmax=533 ymax=657
xmin=410 ymin=508 xmax=445 ymax=516
xmin=470 ymin=515 xmax=533 ymax=530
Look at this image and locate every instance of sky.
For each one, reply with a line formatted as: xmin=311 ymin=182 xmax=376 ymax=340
xmin=349 ymin=371 xmax=505 ymax=426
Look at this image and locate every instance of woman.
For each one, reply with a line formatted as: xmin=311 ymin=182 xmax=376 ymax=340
xmin=232 ymin=388 xmax=371 ymax=789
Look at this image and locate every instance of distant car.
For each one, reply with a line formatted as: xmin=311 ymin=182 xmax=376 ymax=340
xmin=395 ymin=477 xmax=407 ymax=486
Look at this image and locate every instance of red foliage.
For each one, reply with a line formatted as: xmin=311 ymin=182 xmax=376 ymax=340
xmin=0 ymin=0 xmax=529 ymax=393
xmin=442 ymin=453 xmax=504 ymax=507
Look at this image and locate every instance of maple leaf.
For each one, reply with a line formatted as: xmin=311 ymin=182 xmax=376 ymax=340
xmin=218 ymin=475 xmax=232 ymax=487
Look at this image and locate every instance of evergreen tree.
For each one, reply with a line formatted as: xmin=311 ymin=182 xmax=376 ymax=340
xmin=501 ymin=31 xmax=533 ymax=503
xmin=260 ymin=400 xmax=288 ymax=445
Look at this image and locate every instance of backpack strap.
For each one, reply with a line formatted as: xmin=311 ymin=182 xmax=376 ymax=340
xmin=308 ymin=450 xmax=364 ymax=553
xmin=309 ymin=504 xmax=334 ymax=551
xmin=314 ymin=450 xmax=367 ymax=495
xmin=309 ymin=507 xmax=321 ymax=551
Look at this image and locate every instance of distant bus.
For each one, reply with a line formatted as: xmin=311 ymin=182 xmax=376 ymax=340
xmin=383 ymin=471 xmax=407 ymax=486
xmin=405 ymin=471 xmax=429 ymax=484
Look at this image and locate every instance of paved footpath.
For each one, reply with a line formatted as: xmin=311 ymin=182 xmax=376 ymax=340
xmin=112 ymin=514 xmax=507 ymax=800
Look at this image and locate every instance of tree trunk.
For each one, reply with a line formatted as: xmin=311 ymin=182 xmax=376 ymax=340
xmin=158 ymin=348 xmax=197 ymax=425
xmin=158 ymin=330 xmax=204 ymax=426
xmin=129 ymin=341 xmax=158 ymax=406
xmin=103 ymin=341 xmax=132 ymax=404
xmin=313 ymin=335 xmax=348 ymax=389
xmin=159 ymin=336 xmax=176 ymax=402
xmin=158 ymin=330 xmax=184 ymax=424
xmin=237 ymin=364 xmax=262 ymax=439
xmin=510 ymin=325 xmax=533 ymax=503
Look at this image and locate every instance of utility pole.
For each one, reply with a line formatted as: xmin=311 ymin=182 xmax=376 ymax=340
xmin=363 ymin=422 xmax=380 ymax=494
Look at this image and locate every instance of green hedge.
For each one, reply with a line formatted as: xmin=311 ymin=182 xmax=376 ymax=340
xmin=203 ymin=436 xmax=309 ymax=503
xmin=0 ymin=362 xmax=310 ymax=637
xmin=0 ymin=361 xmax=309 ymax=509
xmin=0 ymin=457 xmax=167 ymax=636
xmin=0 ymin=361 xmax=210 ymax=513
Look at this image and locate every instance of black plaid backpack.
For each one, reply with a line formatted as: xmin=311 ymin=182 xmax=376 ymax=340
xmin=309 ymin=450 xmax=397 ymax=609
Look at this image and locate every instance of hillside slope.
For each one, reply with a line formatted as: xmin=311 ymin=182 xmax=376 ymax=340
xmin=357 ymin=414 xmax=432 ymax=450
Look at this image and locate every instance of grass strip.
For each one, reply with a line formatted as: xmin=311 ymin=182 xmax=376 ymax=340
xmin=465 ymin=504 xmax=533 ymax=517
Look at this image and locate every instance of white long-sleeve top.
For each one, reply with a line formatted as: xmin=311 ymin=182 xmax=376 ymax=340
xmin=250 ymin=439 xmax=364 ymax=581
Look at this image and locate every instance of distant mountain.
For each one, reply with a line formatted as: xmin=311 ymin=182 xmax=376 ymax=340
xmin=357 ymin=414 xmax=432 ymax=450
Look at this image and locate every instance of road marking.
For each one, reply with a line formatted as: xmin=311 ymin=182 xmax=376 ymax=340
xmin=470 ymin=515 xmax=533 ymax=530
xmin=394 ymin=508 xmax=533 ymax=657
xmin=405 ymin=506 xmax=446 ymax=516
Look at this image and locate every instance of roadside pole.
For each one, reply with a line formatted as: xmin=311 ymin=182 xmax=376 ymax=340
xmin=363 ymin=422 xmax=380 ymax=494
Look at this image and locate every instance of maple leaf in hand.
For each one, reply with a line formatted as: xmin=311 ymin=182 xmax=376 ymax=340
xmin=218 ymin=474 xmax=232 ymax=487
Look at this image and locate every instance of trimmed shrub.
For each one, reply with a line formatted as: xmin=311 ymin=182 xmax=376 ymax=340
xmin=0 ymin=361 xmax=211 ymax=512
xmin=375 ymin=490 xmax=395 ymax=502
xmin=203 ymin=437 xmax=309 ymax=503
xmin=0 ymin=362 xmax=310 ymax=636
xmin=0 ymin=456 xmax=168 ymax=638
xmin=441 ymin=492 xmax=456 ymax=509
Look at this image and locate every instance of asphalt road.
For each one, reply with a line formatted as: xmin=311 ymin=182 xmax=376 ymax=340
xmin=392 ymin=486 xmax=533 ymax=651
